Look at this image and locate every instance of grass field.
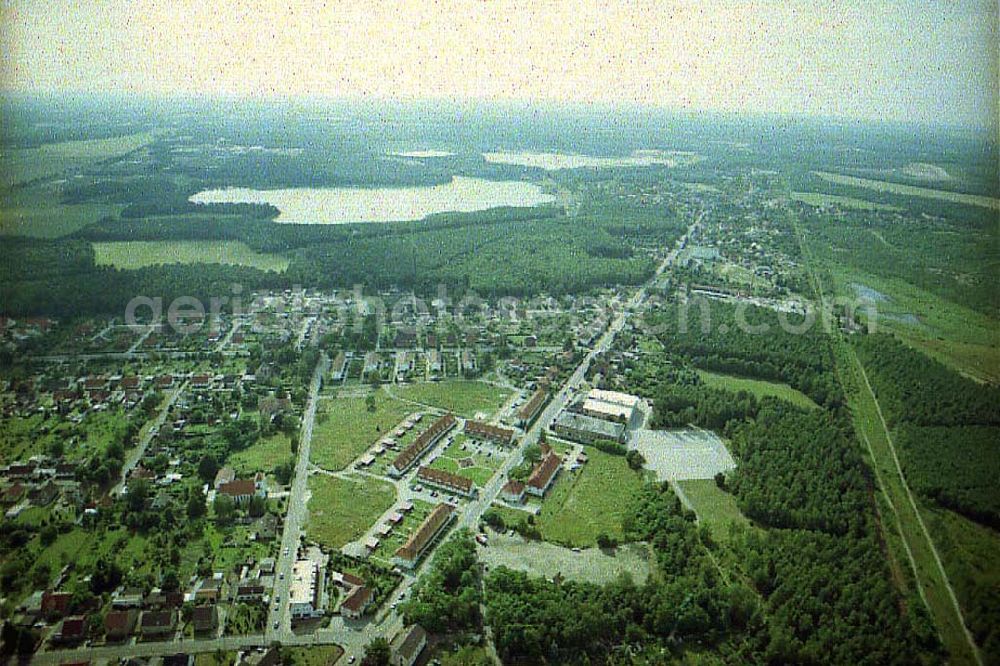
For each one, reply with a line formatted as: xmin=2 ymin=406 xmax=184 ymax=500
xmin=697 ymin=369 xmax=818 ymax=409
xmin=0 ymin=184 xmax=125 ymax=237
xmin=813 ymin=171 xmax=1000 ymax=210
xmin=310 ymin=390 xmax=413 ymax=471
xmin=307 ymin=474 xmax=397 ymax=550
xmin=924 ymin=505 xmax=1000 ymax=656
xmin=226 ymin=432 xmax=293 ymax=474
xmin=392 ymin=380 xmax=510 ymax=418
xmin=826 ymin=266 xmax=1000 ymax=383
xmin=677 ymin=479 xmax=749 ymax=541
xmin=1 ymin=132 xmax=156 ymax=187
xmin=534 ymin=448 xmax=647 ymax=548
xmin=92 ymin=240 xmax=289 ymax=271
xmin=427 ymin=435 xmax=503 ymax=487
xmin=790 ymin=191 xmax=900 ymax=211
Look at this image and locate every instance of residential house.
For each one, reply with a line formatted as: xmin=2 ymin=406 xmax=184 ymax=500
xmin=53 ymin=615 xmax=87 ymax=645
xmin=192 ymin=606 xmax=219 ymax=634
xmin=340 ymin=585 xmax=372 ymax=620
xmin=104 ymin=609 xmax=138 ymax=641
xmin=390 ymin=624 xmax=428 ymax=666
xmin=464 ymin=420 xmax=514 ymax=446
xmin=500 ymin=479 xmax=526 ymax=504
xmin=140 ymin=610 xmax=176 ymax=638
xmin=526 ymin=450 xmax=562 ymax=497
xmin=517 ymin=389 xmax=548 ymax=426
xmin=416 ymin=466 xmax=475 ymax=498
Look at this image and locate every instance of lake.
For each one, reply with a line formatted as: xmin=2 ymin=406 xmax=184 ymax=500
xmin=483 ymin=149 xmax=698 ymax=170
xmin=189 ymin=176 xmax=556 ymax=224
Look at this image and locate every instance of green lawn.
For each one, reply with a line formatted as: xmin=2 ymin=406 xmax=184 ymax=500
xmin=697 ymin=369 xmax=818 ymax=410
xmin=427 ymin=434 xmax=504 ymax=487
xmin=227 ymin=432 xmax=294 ymax=474
xmin=826 ymin=265 xmax=1000 ymax=383
xmin=393 ymin=380 xmax=510 ymax=418
xmin=307 ymin=474 xmax=397 ymax=550
xmin=677 ymin=479 xmax=749 ymax=541
xmin=285 ymin=646 xmax=345 ymax=666
xmin=310 ymin=390 xmax=412 ymax=471
xmin=535 ymin=448 xmax=647 ymax=548
xmin=92 ymin=240 xmax=289 ymax=272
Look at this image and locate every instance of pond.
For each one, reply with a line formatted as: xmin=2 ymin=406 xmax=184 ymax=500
xmin=189 ymin=176 xmax=556 ymax=224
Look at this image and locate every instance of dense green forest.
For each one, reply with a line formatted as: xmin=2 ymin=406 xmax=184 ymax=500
xmin=645 ymin=299 xmax=843 ymax=409
xmin=728 ymin=406 xmax=870 ymax=536
xmin=485 ymin=484 xmax=739 ymax=664
xmin=0 ymin=203 xmax=686 ymax=316
xmin=854 ymin=335 xmax=1000 ymax=428
xmin=894 ymin=425 xmax=1000 ymax=528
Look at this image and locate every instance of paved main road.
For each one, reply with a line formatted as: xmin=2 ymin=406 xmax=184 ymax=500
xmin=456 ymin=215 xmax=700 ymax=534
xmin=267 ymin=353 xmax=329 ymax=642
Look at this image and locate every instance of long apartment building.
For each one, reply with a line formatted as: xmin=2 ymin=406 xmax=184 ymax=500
xmin=464 ymin=420 xmax=514 ymax=447
xmin=526 ymin=449 xmax=562 ymax=497
xmin=393 ymin=503 xmax=455 ymax=569
xmin=417 ymin=466 xmax=476 ymax=498
xmin=517 ymin=388 xmax=549 ymax=427
xmin=388 ymin=413 xmax=457 ymax=477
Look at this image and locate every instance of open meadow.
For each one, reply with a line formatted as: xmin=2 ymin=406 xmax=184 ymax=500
xmin=307 ymin=474 xmax=397 ymax=550
xmin=310 ymin=390 xmax=413 ymax=471
xmin=93 ymin=240 xmax=289 ymax=272
xmin=533 ymin=447 xmax=647 ymax=548
xmin=392 ymin=380 xmax=510 ymax=418
xmin=697 ymin=369 xmax=818 ymax=409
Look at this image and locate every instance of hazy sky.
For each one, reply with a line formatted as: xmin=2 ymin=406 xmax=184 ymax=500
xmin=2 ymin=0 xmax=997 ymax=129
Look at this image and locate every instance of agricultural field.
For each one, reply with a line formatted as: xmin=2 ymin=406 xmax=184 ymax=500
xmin=92 ymin=240 xmax=289 ymax=272
xmin=0 ymin=187 xmax=125 ymax=237
xmin=1 ymin=132 xmax=156 ymax=187
xmin=310 ymin=390 xmax=412 ymax=471
xmin=534 ymin=447 xmax=647 ymax=548
xmin=696 ymin=369 xmax=818 ymax=409
xmin=790 ymin=191 xmax=900 ymax=211
xmin=813 ymin=171 xmax=1000 ymax=210
xmin=306 ymin=474 xmax=396 ymax=550
xmin=676 ymin=478 xmax=750 ymax=542
xmin=391 ymin=380 xmax=511 ymax=418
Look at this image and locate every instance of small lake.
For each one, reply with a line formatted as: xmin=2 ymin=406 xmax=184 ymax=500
xmin=189 ymin=176 xmax=556 ymax=224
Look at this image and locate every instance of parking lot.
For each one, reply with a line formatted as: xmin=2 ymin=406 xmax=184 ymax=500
xmin=630 ymin=427 xmax=735 ymax=480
